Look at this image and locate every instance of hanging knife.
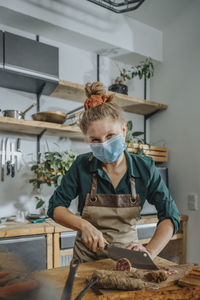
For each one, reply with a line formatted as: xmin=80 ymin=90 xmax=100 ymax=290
xmin=1 ymin=138 xmax=6 ymax=182
xmin=10 ymin=141 xmax=15 ymax=178
xmin=16 ymin=138 xmax=22 ymax=172
xmin=106 ymin=244 xmax=159 ymax=270
xmin=5 ymin=137 xmax=11 ymax=176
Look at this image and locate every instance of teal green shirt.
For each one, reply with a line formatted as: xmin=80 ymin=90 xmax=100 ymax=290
xmin=48 ymin=151 xmax=180 ymax=234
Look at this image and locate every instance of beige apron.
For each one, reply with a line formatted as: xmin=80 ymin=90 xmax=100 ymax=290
xmin=73 ymin=173 xmax=141 ymax=263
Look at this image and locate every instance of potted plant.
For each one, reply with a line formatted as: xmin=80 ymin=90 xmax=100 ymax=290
xmin=108 ymin=57 xmax=154 ymax=95
xmin=125 ymin=120 xmax=149 ymax=156
xmin=29 ymin=150 xmax=77 ymax=209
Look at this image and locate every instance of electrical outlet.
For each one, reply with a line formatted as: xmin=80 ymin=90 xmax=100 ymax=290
xmin=187 ymin=193 xmax=198 ymax=211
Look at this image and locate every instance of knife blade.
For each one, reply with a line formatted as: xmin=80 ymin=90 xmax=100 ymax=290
xmin=5 ymin=137 xmax=11 ymax=176
xmin=16 ymin=138 xmax=22 ymax=172
xmin=106 ymin=244 xmax=159 ymax=270
xmin=10 ymin=141 xmax=15 ymax=178
xmin=1 ymin=138 xmax=6 ymax=182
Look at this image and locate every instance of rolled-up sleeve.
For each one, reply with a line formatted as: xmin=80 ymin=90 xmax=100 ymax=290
xmin=146 ymin=158 xmax=180 ymax=234
xmin=47 ymin=156 xmax=80 ymax=219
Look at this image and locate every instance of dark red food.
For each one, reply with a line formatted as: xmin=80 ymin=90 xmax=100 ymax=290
xmin=116 ymin=258 xmax=132 ymax=271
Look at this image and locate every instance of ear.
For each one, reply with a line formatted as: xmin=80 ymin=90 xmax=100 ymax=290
xmin=122 ymin=122 xmax=127 ymax=138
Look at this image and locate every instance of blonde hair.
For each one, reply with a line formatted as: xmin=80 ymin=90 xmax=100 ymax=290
xmin=79 ymin=82 xmax=126 ymax=135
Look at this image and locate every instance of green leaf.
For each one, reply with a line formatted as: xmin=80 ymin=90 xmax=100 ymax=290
xmin=36 ymin=199 xmax=45 ymax=209
xmin=132 ymin=131 xmax=144 ymax=137
xmin=127 ymin=120 xmax=133 ymax=131
xmin=37 ymin=172 xmax=43 ymax=178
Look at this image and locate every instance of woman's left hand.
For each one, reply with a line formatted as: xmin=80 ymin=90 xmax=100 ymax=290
xmin=126 ymin=242 xmax=152 ymax=259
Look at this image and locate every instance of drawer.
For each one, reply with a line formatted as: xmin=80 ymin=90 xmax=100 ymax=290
xmin=136 ymin=223 xmax=157 ymax=240
xmin=60 ymin=231 xmax=77 ymax=250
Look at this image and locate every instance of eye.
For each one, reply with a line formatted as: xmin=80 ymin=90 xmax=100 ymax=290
xmin=91 ymin=138 xmax=100 ymax=143
xmin=107 ymin=133 xmax=115 ymax=139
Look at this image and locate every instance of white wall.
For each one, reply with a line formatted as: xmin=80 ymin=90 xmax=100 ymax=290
xmin=150 ymin=1 xmax=200 ymax=263
xmin=0 ymin=25 xmax=146 ymax=218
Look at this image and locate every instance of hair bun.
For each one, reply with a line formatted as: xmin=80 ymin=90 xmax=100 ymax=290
xmin=84 ymin=81 xmax=114 ymax=110
xmin=85 ymin=82 xmax=106 ymax=97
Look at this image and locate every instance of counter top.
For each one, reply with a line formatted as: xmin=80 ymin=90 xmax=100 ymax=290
xmin=0 ymin=215 xmax=188 ymax=238
xmin=0 ymin=220 xmax=54 ymax=238
xmin=33 ymin=257 xmax=185 ymax=300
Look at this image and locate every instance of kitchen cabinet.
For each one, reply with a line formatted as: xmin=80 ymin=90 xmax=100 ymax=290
xmin=0 ymin=221 xmax=54 ymax=270
xmin=0 ymin=30 xmax=3 ymax=68
xmin=0 ymin=234 xmax=46 ymax=271
xmin=46 ymin=216 xmax=188 ymax=268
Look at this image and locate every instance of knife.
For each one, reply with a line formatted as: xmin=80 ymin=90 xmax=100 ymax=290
xmin=5 ymin=137 xmax=11 ymax=176
xmin=16 ymin=138 xmax=22 ymax=172
xmin=10 ymin=141 xmax=15 ymax=178
xmin=106 ymin=244 xmax=159 ymax=270
xmin=1 ymin=138 xmax=6 ymax=182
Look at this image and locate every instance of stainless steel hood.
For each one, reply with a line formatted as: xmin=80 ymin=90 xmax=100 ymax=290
xmin=0 ymin=30 xmax=59 ymax=95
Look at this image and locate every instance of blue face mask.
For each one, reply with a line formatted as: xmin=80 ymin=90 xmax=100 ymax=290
xmin=90 ymin=134 xmax=126 ymax=163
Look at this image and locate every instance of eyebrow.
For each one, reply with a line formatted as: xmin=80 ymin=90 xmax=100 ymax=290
xmin=89 ymin=132 xmax=115 ymax=139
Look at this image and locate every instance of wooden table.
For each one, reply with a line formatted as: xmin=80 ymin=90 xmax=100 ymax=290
xmin=34 ymin=257 xmax=176 ymax=300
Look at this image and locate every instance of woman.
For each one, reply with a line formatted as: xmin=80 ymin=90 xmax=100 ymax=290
xmin=48 ymin=81 xmax=180 ymax=263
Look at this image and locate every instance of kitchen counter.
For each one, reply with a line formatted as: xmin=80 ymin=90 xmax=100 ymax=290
xmin=0 ymin=215 xmax=188 ymax=269
xmin=0 ymin=220 xmax=54 ymax=238
xmin=33 ymin=257 xmax=187 ymax=300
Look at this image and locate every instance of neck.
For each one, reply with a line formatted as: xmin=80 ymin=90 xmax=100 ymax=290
xmin=102 ymin=152 xmax=126 ymax=172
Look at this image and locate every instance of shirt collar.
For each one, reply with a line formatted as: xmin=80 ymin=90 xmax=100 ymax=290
xmin=124 ymin=150 xmax=140 ymax=178
xmin=88 ymin=150 xmax=140 ymax=178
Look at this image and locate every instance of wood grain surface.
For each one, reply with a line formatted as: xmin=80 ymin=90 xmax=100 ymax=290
xmin=33 ymin=258 xmax=198 ymax=300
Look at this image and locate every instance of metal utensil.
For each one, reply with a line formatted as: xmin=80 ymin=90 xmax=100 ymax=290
xmin=10 ymin=141 xmax=15 ymax=178
xmin=2 ymin=103 xmax=35 ymax=120
xmin=5 ymin=137 xmax=11 ymax=176
xmin=106 ymin=244 xmax=159 ymax=270
xmin=31 ymin=105 xmax=84 ymax=124
xmin=74 ymin=276 xmax=98 ymax=300
xmin=16 ymin=138 xmax=22 ymax=172
xmin=61 ymin=259 xmax=80 ymax=300
xmin=1 ymin=138 xmax=6 ymax=182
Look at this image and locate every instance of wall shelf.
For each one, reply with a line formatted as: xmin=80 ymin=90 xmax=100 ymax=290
xmin=0 ymin=116 xmax=83 ymax=139
xmin=50 ymin=80 xmax=168 ymax=116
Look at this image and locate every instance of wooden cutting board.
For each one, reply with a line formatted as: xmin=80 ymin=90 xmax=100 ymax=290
xmin=33 ymin=258 xmax=199 ymax=300
xmin=97 ymin=263 xmax=200 ymax=296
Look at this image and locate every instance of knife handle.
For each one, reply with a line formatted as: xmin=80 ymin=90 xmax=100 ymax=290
xmin=11 ymin=165 xmax=15 ymax=178
xmin=7 ymin=162 xmax=11 ymax=176
xmin=1 ymin=167 xmax=4 ymax=182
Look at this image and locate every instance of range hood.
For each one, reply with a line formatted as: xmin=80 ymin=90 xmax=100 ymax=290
xmin=0 ymin=30 xmax=59 ymax=95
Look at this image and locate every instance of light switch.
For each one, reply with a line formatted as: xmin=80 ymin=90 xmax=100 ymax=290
xmin=187 ymin=193 xmax=198 ymax=211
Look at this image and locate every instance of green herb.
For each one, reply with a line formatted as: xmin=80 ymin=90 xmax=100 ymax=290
xmin=115 ymin=57 xmax=154 ymax=84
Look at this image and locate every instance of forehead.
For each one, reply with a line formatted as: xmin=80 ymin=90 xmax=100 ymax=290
xmin=87 ymin=116 xmax=122 ymax=137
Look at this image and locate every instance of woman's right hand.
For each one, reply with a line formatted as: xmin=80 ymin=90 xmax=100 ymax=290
xmin=80 ymin=219 xmax=107 ymax=252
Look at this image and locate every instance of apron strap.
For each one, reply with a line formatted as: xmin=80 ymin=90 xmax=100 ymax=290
xmin=91 ymin=173 xmax=98 ymax=196
xmin=130 ymin=177 xmax=137 ymax=201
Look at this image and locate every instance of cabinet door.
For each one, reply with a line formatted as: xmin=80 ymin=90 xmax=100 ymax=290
xmin=0 ymin=234 xmax=46 ymax=271
xmin=0 ymin=30 xmax=3 ymax=68
xmin=4 ymin=32 xmax=58 ymax=80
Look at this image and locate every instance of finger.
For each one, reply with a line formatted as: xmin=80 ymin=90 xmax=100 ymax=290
xmin=91 ymin=236 xmax=98 ymax=252
xmin=98 ymin=236 xmax=105 ymax=251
